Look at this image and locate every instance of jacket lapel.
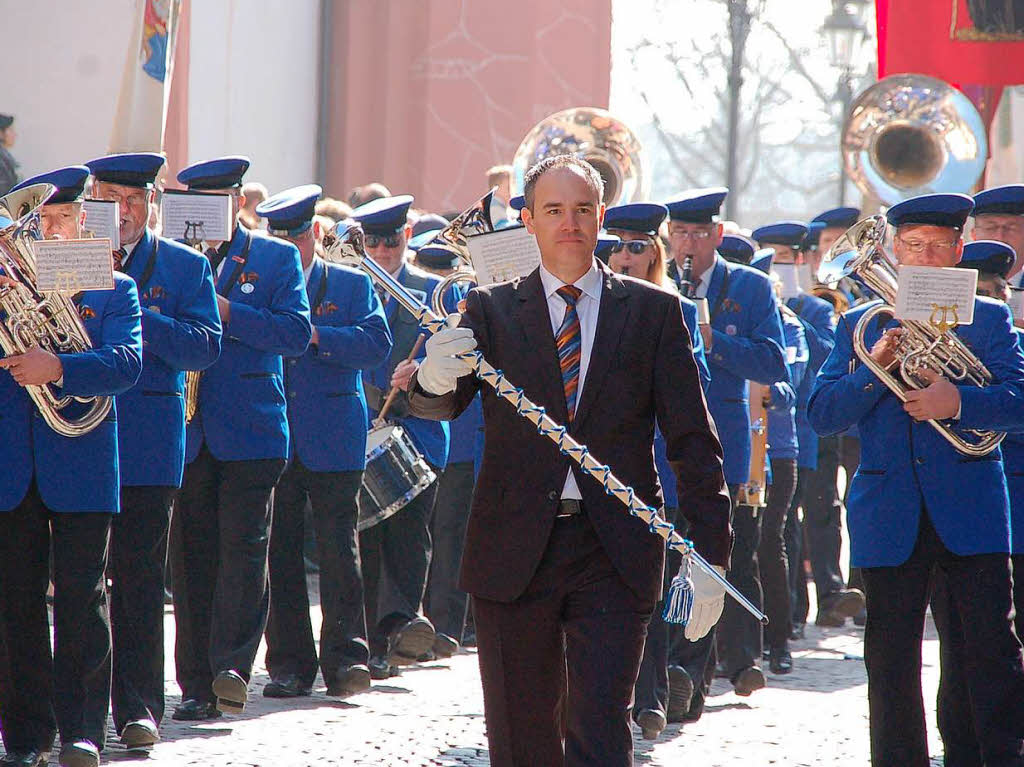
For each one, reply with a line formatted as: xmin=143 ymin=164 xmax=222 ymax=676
xmin=513 ymin=269 xmax=569 ymax=424
xmin=572 ymin=263 xmax=629 ymax=430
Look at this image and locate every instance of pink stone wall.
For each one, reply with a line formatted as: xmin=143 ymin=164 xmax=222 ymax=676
xmin=325 ymin=0 xmax=612 ymax=212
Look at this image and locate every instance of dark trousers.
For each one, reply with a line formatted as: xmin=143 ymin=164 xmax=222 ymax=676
xmin=1016 ymin=554 xmax=1024 ymax=648
xmin=360 ymin=473 xmax=438 ymax=657
xmin=169 ymin=444 xmax=285 ymax=701
xmin=0 ymin=483 xmax=112 ymax=751
xmin=473 ymin=514 xmax=654 ymax=767
xmin=800 ymin=435 xmax=846 ymax=604
xmin=426 ymin=461 xmax=475 ymax=641
xmin=634 ymin=506 xmax=680 ymax=717
xmin=266 ymin=459 xmax=367 ymax=686
xmin=717 ymin=502 xmax=763 ymax=678
xmin=784 ymin=467 xmax=810 ymax=625
xmin=109 ymin=485 xmax=175 ymax=732
xmin=759 ymin=458 xmax=796 ymax=649
xmin=862 ymin=513 xmax=1024 ymax=767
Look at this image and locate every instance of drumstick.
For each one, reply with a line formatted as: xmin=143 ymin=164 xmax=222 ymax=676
xmin=374 ymin=333 xmax=426 ymax=427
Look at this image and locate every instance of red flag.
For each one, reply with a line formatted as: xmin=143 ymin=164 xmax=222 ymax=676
xmin=877 ymin=0 xmax=1024 ymax=87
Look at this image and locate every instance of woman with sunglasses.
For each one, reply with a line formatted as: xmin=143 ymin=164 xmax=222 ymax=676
xmin=602 ymin=202 xmax=712 ymax=740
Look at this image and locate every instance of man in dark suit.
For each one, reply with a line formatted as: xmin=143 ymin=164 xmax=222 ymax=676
xmin=408 ymin=155 xmax=732 ymax=766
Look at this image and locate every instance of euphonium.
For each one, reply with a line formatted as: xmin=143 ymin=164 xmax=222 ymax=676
xmin=819 ymin=215 xmax=1004 ymax=457
xmin=0 ymin=184 xmax=113 ymax=437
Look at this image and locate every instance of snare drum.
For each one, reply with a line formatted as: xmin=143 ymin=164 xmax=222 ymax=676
xmin=357 ymin=423 xmax=437 ymax=531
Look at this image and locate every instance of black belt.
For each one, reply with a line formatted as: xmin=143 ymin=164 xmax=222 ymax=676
xmin=556 ymin=499 xmax=584 ymax=518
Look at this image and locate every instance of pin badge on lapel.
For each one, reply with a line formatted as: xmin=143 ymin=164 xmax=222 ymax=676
xmin=241 ymin=283 xmax=254 ymax=294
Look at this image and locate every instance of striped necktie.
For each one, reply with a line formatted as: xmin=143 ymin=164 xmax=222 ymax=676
xmin=555 ymin=284 xmax=583 ymax=419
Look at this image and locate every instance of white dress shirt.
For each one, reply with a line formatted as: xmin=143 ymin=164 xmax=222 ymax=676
xmin=538 ymin=259 xmax=603 ymax=500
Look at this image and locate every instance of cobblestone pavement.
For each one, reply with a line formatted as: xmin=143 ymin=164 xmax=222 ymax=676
xmin=37 ymin=605 xmax=939 ymax=766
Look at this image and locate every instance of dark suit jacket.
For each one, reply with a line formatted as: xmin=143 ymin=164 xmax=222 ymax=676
xmin=408 ymin=261 xmax=731 ymax=604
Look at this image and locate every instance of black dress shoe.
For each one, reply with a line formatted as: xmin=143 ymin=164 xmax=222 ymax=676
xmin=172 ymin=697 xmax=222 ymax=721
xmin=121 ymin=717 xmax=160 ymax=749
xmin=790 ymin=622 xmax=805 ymax=640
xmin=386 ymin=616 xmax=436 ymax=666
xmin=58 ymin=740 xmax=99 ymax=767
xmin=263 ymin=674 xmax=312 ymax=699
xmin=817 ymin=588 xmax=865 ymax=626
xmin=326 ymin=664 xmax=371 ymax=697
xmin=732 ymin=665 xmax=766 ymax=697
xmin=368 ymin=656 xmax=398 ymax=680
xmin=0 ymin=750 xmax=50 ymax=767
xmin=432 ymin=632 xmax=459 ymax=659
xmin=212 ymin=669 xmax=248 ymax=714
xmin=635 ymin=708 xmax=667 ymax=740
xmin=853 ymin=607 xmax=867 ymax=627
xmin=666 ymin=665 xmax=694 ymax=722
xmin=768 ymin=647 xmax=793 ymax=675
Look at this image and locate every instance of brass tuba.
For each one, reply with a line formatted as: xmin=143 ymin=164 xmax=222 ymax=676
xmin=511 ymin=107 xmax=648 ymax=207
xmin=0 ymin=184 xmax=113 ymax=437
xmin=819 ymin=216 xmax=1004 ymax=456
xmin=842 ymin=74 xmax=988 ymax=206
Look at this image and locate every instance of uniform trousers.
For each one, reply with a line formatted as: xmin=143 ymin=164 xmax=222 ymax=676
xmin=169 ymin=443 xmax=285 ymax=701
xmin=426 ymin=461 xmax=475 ymax=641
xmin=799 ymin=434 xmax=846 ymax=604
xmin=0 ymin=482 xmax=112 ymax=752
xmin=862 ymin=512 xmax=1024 ymax=767
xmin=758 ymin=458 xmax=796 ymax=649
xmin=717 ymin=501 xmax=763 ymax=679
xmin=473 ymin=513 xmax=654 ymax=767
xmin=634 ymin=506 xmax=680 ymax=719
xmin=784 ymin=468 xmax=810 ymax=625
xmin=266 ymin=459 xmax=367 ymax=686
xmin=360 ymin=472 xmax=438 ymax=657
xmin=109 ymin=485 xmax=176 ymax=732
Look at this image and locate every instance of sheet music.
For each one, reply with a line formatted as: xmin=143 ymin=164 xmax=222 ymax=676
xmin=82 ymin=199 xmax=120 ymax=250
xmin=161 ymin=190 xmax=232 ymax=243
xmin=33 ymin=238 xmax=115 ymax=292
xmin=773 ymin=263 xmax=801 ymax=299
xmin=466 ymin=225 xmax=541 ymax=286
xmin=1008 ymin=287 xmax=1024 ymax=321
xmin=894 ymin=265 xmax=976 ymax=326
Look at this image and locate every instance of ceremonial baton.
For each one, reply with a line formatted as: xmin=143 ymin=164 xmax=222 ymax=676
xmin=326 ymin=226 xmax=766 ymax=626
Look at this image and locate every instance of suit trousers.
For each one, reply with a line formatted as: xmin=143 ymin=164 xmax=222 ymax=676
xmin=426 ymin=461 xmax=475 ymax=641
xmin=0 ymin=483 xmax=112 ymax=752
xmin=862 ymin=512 xmax=1024 ymax=767
xmin=169 ymin=444 xmax=285 ymax=701
xmin=717 ymin=501 xmax=763 ymax=679
xmin=473 ymin=513 xmax=654 ymax=767
xmin=1016 ymin=554 xmax=1024 ymax=650
xmin=360 ymin=472 xmax=438 ymax=657
xmin=266 ymin=459 xmax=367 ymax=686
xmin=784 ymin=468 xmax=810 ymax=625
xmin=109 ymin=485 xmax=176 ymax=732
xmin=800 ymin=435 xmax=846 ymax=604
xmin=758 ymin=458 xmax=796 ymax=649
xmin=634 ymin=506 xmax=681 ymax=719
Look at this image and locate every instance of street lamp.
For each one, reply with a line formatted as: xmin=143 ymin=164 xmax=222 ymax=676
xmin=823 ymin=0 xmax=870 ymax=205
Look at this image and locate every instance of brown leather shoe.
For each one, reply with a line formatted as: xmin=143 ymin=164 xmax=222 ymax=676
xmin=636 ymin=708 xmax=667 ymax=740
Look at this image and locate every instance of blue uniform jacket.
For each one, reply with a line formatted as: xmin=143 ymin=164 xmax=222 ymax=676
xmin=0 ymin=274 xmax=143 ymax=512
xmin=702 ymin=256 xmax=788 ymax=485
xmin=186 ymin=225 xmax=312 ymax=462
xmin=367 ymin=262 xmax=450 ymax=469
xmin=285 ymin=258 xmax=391 ymax=472
xmin=767 ymin=307 xmax=808 ymax=462
xmin=117 ymin=229 xmax=221 ymax=487
xmin=787 ymin=292 xmax=836 ymax=469
xmin=808 ymin=298 xmax=1024 ymax=567
xmin=448 ymin=395 xmax=484 ymax=465
xmin=654 ymin=295 xmax=711 ymax=509
xmin=1004 ymin=328 xmax=1024 ymax=554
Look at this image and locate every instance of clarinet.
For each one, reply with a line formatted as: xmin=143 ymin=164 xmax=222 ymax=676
xmin=678 ymin=255 xmax=696 ymax=298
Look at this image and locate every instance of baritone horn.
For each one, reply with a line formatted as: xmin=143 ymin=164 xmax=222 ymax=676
xmin=818 ymin=215 xmax=1004 ymax=456
xmin=0 ymin=183 xmax=113 ymax=437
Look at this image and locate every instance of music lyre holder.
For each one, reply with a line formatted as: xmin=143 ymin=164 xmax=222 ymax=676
xmin=355 ymin=250 xmax=767 ymax=626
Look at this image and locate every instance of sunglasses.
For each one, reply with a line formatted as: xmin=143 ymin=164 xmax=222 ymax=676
xmin=610 ymin=240 xmax=652 ymax=255
xmin=365 ymin=232 xmax=403 ymax=249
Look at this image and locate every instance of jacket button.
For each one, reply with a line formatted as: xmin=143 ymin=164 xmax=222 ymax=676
xmin=288 ymin=359 xmax=296 ymax=365
xmin=289 ymin=392 xmax=296 ymax=399
xmin=915 ymin=456 xmax=925 ymax=465
xmin=547 ymin=490 xmax=559 ymax=501
xmin=863 ymin=382 xmax=874 ymax=391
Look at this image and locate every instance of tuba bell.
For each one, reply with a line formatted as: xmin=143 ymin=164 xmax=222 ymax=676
xmin=842 ymin=74 xmax=988 ymax=206
xmin=511 ymin=107 xmax=648 ymax=207
xmin=819 ymin=215 xmax=1004 ymax=456
xmin=0 ymin=184 xmax=113 ymax=437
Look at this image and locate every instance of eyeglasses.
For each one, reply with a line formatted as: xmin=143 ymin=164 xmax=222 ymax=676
xmin=99 ymin=191 xmax=148 ymax=208
xmin=670 ymin=229 xmax=712 ymax=240
xmin=974 ymin=222 xmax=1024 ymax=237
xmin=610 ymin=240 xmax=653 ymax=255
xmin=897 ymin=237 xmax=959 ymax=253
xmin=365 ymin=233 xmax=403 ymax=249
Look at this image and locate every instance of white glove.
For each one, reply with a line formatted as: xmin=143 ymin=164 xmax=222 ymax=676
xmin=417 ymin=314 xmax=478 ymax=395
xmin=684 ymin=565 xmax=727 ymax=641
